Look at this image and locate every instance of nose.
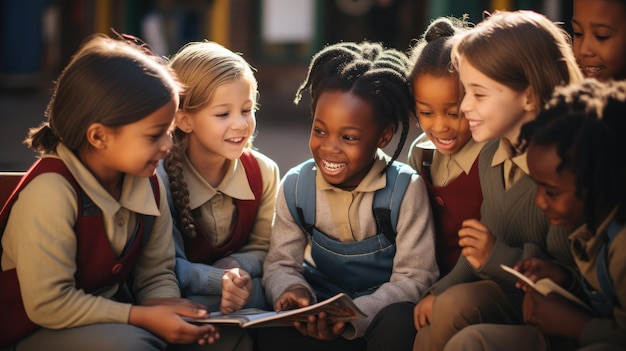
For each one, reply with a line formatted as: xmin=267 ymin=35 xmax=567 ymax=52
xmin=432 ymin=115 xmax=450 ymax=133
xmin=162 ymin=134 xmax=174 ymax=153
xmin=460 ymin=94 xmax=472 ymax=114
xmin=576 ymin=35 xmax=594 ymax=58
xmin=232 ymin=113 xmax=251 ymax=130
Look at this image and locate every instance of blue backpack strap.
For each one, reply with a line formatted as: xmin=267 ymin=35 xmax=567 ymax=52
xmin=596 ymin=219 xmax=621 ymax=306
xmin=283 ymin=159 xmax=317 ymax=235
xmin=372 ymin=161 xmax=414 ymax=243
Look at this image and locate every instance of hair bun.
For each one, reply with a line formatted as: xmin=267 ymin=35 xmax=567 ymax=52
xmin=424 ymin=18 xmax=456 ymax=42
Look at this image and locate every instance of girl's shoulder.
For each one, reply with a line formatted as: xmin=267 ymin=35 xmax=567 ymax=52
xmin=245 ymin=148 xmax=279 ymax=173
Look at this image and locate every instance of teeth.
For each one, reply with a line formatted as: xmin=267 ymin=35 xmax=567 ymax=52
xmin=582 ymin=66 xmax=603 ymax=73
xmin=228 ymin=137 xmax=244 ymax=142
xmin=437 ymin=138 xmax=454 ymax=145
xmin=322 ymin=159 xmax=345 ymax=171
xmin=468 ymin=121 xmax=482 ymax=127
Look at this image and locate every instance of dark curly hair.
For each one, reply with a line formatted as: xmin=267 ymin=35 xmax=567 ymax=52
xmin=294 ymin=41 xmax=414 ymax=170
xmin=519 ymin=79 xmax=626 ymax=232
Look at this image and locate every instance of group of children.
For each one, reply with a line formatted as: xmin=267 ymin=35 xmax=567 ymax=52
xmin=0 ymin=0 xmax=625 ymax=350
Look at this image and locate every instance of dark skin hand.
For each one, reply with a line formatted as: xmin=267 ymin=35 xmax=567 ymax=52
xmin=513 ymin=258 xmax=591 ymax=339
xmin=275 ymin=286 xmax=346 ymax=340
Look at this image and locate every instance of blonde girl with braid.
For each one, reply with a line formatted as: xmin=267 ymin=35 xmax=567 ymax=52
xmin=157 ymin=41 xmax=280 ymax=315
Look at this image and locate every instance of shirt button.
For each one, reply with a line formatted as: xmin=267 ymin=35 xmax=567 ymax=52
xmin=111 ymin=263 xmax=123 ymax=274
xmin=117 ymin=218 xmax=125 ymax=226
xmin=435 ymin=196 xmax=444 ymax=206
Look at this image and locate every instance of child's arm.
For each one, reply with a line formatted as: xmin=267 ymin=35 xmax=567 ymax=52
xmin=262 ymin=184 xmax=313 ymax=306
xmin=2 ymin=174 xmax=133 ymax=327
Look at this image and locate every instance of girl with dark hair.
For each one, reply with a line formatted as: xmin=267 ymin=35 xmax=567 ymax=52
xmin=258 ymin=41 xmax=437 ymax=351
xmin=0 ymin=34 xmax=251 ymax=350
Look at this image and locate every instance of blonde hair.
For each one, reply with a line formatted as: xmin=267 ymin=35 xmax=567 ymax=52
xmin=164 ymin=41 xmax=258 ymax=238
xmin=451 ymin=10 xmax=583 ymax=111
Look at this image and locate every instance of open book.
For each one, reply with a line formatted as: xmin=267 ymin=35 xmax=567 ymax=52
xmin=500 ymin=264 xmax=590 ymax=310
xmin=184 ymin=293 xmax=367 ymax=328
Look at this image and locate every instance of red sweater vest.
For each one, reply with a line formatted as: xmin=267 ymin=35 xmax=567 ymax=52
xmin=0 ymin=158 xmax=159 ymax=347
xmin=421 ymin=157 xmax=482 ymax=276
xmin=183 ymin=150 xmax=262 ymax=264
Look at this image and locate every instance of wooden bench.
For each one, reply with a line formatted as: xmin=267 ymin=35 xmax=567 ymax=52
xmin=0 ymin=173 xmax=25 ymax=208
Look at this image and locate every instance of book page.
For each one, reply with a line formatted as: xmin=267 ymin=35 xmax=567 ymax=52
xmin=500 ymin=264 xmax=590 ymax=310
xmin=184 ymin=293 xmax=367 ymax=328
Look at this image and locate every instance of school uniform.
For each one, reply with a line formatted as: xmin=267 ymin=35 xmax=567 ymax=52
xmin=407 ymin=133 xmax=484 ymax=275
xmin=442 ymin=208 xmax=626 ymax=351
xmin=413 ymin=138 xmax=575 ymax=351
xmin=158 ymin=149 xmax=279 ymax=311
xmin=1 ymin=144 xmax=251 ymax=351
xmin=261 ymin=149 xmax=438 ymax=345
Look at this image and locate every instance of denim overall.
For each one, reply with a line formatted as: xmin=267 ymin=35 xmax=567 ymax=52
xmin=283 ymin=159 xmax=414 ymax=300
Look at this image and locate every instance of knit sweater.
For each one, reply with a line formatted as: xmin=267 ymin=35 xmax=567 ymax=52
xmin=429 ymin=139 xmax=574 ymax=295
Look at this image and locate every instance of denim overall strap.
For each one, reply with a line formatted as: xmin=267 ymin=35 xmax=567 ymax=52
xmin=283 ymin=160 xmax=413 ymax=300
xmin=582 ymin=219 xmax=621 ymax=318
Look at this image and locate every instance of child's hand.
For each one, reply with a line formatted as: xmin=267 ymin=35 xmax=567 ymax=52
xmin=413 ymin=294 xmax=435 ymax=330
xmin=514 ymin=257 xmax=571 ymax=290
xmin=458 ymin=219 xmax=495 ymax=269
xmin=274 ymin=285 xmax=313 ymax=312
xmin=221 ymin=268 xmax=253 ymax=314
xmin=129 ymin=304 xmax=219 ymax=344
xmin=522 ymin=289 xmax=591 ymax=339
xmin=294 ymin=311 xmax=346 ymax=340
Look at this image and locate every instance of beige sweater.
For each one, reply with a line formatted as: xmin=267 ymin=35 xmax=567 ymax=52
xmin=1 ymin=144 xmax=179 ymax=329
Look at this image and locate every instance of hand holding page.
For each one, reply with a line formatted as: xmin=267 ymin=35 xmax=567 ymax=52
xmin=500 ymin=264 xmax=590 ymax=310
xmin=184 ymin=293 xmax=366 ymax=328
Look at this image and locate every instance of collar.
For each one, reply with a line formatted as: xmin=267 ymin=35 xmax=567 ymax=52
xmin=491 ymin=138 xmax=529 ymax=174
xmin=316 ymin=149 xmax=389 ymax=193
xmin=413 ymin=133 xmax=485 ymax=175
xmin=184 ymin=154 xmax=255 ymax=209
xmin=569 ymin=207 xmax=619 ymax=262
xmin=55 ymin=144 xmax=160 ymax=218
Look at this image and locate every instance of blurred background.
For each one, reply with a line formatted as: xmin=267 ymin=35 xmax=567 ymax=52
xmin=0 ymin=0 xmax=573 ymax=173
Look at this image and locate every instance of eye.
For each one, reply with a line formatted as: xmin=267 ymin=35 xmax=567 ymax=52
xmin=342 ymin=135 xmax=359 ymax=142
xmin=595 ymin=35 xmax=609 ymax=41
xmin=447 ymin=112 xmax=460 ymax=118
xmin=242 ymin=108 xmax=252 ymax=114
xmin=312 ymin=127 xmax=326 ymax=136
xmin=572 ymin=31 xmax=583 ymax=39
xmin=418 ymin=111 xmax=434 ymax=117
xmin=215 ymin=112 xmax=229 ymax=118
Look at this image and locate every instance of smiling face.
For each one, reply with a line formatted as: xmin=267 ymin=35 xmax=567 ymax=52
xmin=309 ymin=90 xmax=393 ymax=190
xmin=413 ymin=73 xmax=471 ymax=155
xmin=572 ymin=0 xmax=626 ymax=81
xmin=458 ymin=56 xmax=535 ymax=144
xmin=96 ymin=99 xmax=177 ymax=180
xmin=179 ymin=78 xmax=256 ymax=164
xmin=528 ymin=143 xmax=585 ymax=231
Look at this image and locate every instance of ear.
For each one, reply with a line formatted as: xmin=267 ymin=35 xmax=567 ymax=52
xmin=377 ymin=125 xmax=395 ymax=148
xmin=522 ymin=86 xmax=536 ymax=113
xmin=85 ymin=123 xmax=109 ymax=150
xmin=175 ymin=110 xmax=193 ymax=133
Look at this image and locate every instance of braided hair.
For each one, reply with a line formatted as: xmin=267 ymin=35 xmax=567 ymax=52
xmin=164 ymin=41 xmax=258 ymax=238
xmin=519 ymin=79 xmax=626 ymax=232
xmin=294 ymin=41 xmax=414 ymax=169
